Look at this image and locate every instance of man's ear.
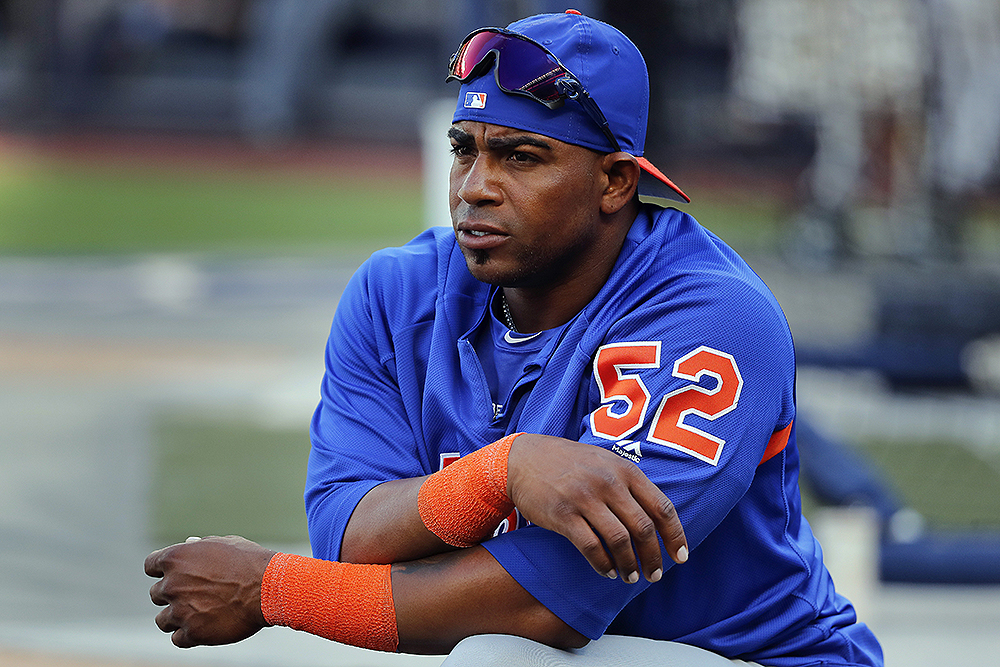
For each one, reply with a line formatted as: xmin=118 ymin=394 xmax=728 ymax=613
xmin=600 ymin=153 xmax=641 ymax=215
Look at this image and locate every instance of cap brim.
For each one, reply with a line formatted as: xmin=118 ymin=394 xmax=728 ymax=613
xmin=636 ymin=156 xmax=689 ymax=204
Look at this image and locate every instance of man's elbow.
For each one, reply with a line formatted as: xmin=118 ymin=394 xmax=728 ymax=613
xmin=550 ymin=629 xmax=590 ymax=651
xmin=523 ymin=611 xmax=590 ymax=650
xmin=399 ymin=627 xmax=587 ymax=656
xmin=431 ymin=628 xmax=589 ymax=660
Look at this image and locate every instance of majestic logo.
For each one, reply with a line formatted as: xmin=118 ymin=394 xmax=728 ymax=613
xmin=464 ymin=92 xmax=487 ymax=109
xmin=612 ymin=440 xmax=643 ymax=463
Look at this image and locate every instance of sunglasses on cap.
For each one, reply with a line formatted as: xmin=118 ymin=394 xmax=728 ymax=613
xmin=446 ymin=27 xmax=622 ymax=153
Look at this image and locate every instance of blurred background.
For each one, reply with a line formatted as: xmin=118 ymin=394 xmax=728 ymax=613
xmin=1 ymin=1 xmax=999 ymax=666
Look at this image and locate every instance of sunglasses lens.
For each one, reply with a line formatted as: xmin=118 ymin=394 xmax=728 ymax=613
xmin=450 ymin=31 xmax=503 ymax=79
xmin=452 ymin=31 xmax=565 ymax=103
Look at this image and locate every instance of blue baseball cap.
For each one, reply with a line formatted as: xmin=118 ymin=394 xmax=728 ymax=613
xmin=451 ymin=10 xmax=689 ymax=204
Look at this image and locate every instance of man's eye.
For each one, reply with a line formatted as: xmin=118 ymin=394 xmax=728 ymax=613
xmin=450 ymin=144 xmax=474 ymax=157
xmin=510 ymin=151 xmax=536 ymax=163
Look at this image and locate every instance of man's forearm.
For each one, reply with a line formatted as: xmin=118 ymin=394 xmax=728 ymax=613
xmin=339 ymin=476 xmax=452 ymax=564
xmin=262 ymin=543 xmax=586 ymax=654
xmin=148 ymin=536 xmax=585 ymax=653
xmin=391 ymin=546 xmax=588 ymax=654
xmin=339 ymin=433 xmax=520 ymax=565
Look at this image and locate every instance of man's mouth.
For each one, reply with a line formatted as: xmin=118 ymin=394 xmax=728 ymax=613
xmin=457 ymin=225 xmax=508 ymax=251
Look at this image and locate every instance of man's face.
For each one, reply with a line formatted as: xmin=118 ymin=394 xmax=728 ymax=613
xmin=448 ymin=121 xmax=612 ymax=289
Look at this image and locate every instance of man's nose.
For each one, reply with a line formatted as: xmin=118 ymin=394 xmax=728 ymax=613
xmin=456 ymin=156 xmax=503 ymax=206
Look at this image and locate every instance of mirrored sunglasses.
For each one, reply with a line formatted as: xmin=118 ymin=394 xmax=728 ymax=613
xmin=447 ymin=28 xmax=622 ymax=152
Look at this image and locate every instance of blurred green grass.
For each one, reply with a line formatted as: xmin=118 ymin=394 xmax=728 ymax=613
xmin=859 ymin=440 xmax=1000 ymax=530
xmin=151 ymin=413 xmax=312 ymax=546
xmin=0 ymin=150 xmax=791 ymax=256
xmin=798 ymin=440 xmax=1000 ymax=531
xmin=4 ymin=146 xmax=999 ymax=259
xmin=0 ymin=156 xmax=423 ymax=255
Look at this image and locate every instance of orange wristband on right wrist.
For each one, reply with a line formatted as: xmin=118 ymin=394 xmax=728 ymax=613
xmin=417 ymin=432 xmax=522 ymax=547
xmin=261 ymin=553 xmax=397 ymax=652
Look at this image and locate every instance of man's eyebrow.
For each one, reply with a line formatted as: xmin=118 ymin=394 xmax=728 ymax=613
xmin=487 ymin=135 xmax=552 ymax=151
xmin=446 ymin=127 xmax=552 ymax=151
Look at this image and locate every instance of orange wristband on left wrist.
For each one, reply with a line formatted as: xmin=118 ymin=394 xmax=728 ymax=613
xmin=261 ymin=553 xmax=398 ymax=652
xmin=417 ymin=432 xmax=522 ymax=547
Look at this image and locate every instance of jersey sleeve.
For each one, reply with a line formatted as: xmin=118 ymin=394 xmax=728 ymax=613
xmin=582 ymin=275 xmax=796 ymax=547
xmin=305 ymin=255 xmax=428 ymax=561
xmin=483 ymin=270 xmax=797 ymax=639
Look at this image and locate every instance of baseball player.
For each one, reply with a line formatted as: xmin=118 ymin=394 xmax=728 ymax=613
xmin=146 ymin=11 xmax=883 ymax=666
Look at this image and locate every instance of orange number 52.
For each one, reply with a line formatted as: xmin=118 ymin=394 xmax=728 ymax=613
xmin=591 ymin=344 xmax=743 ymax=466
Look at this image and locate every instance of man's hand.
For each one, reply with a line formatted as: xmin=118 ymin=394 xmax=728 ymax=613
xmin=506 ymin=434 xmax=688 ymax=583
xmin=145 ymin=536 xmax=277 ymax=648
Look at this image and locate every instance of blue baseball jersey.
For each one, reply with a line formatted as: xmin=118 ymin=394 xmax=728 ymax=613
xmin=305 ymin=204 xmax=883 ymax=666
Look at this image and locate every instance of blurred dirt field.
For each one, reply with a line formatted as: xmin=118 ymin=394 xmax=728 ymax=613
xmin=0 ymin=651 xmax=149 ymax=667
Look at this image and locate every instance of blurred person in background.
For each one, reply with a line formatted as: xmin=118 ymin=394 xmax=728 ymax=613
xmin=925 ymin=0 xmax=1000 ymax=262
xmin=239 ymin=0 xmax=600 ymax=147
xmin=49 ymin=0 xmax=171 ymax=118
xmin=731 ymin=0 xmax=928 ymax=268
xmin=0 ymin=0 xmax=58 ymax=120
xmin=238 ymin=0 xmax=350 ymax=146
xmin=39 ymin=0 xmax=242 ymax=123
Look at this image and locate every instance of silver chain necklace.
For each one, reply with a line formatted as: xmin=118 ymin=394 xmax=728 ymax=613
xmin=501 ymin=293 xmax=518 ymax=333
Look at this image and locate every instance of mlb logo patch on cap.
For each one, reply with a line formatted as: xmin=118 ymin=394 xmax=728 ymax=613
xmin=464 ymin=92 xmax=487 ymax=109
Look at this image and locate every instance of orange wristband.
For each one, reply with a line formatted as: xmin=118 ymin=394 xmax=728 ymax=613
xmin=261 ymin=553 xmax=397 ymax=652
xmin=417 ymin=432 xmax=521 ymax=547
